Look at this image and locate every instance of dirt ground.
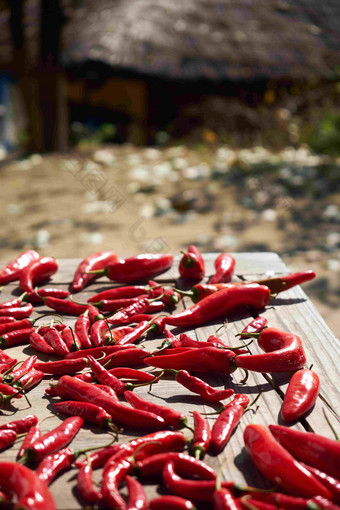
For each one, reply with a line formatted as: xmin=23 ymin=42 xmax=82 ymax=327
xmin=0 ymin=144 xmax=339 ymax=335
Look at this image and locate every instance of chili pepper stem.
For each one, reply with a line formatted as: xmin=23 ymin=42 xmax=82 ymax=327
xmin=74 ymin=434 xmax=118 ymax=458
xmin=244 ymin=390 xmax=263 ymax=413
xmin=215 ymin=321 xmax=228 ymax=335
xmin=193 ymin=405 xmax=226 ymax=416
xmin=174 ymin=289 xmax=194 ymax=298
xmin=148 ymin=371 xmax=165 ymax=391
xmin=239 ymin=369 xmax=249 ymax=384
xmin=323 ymin=407 xmax=340 ymax=440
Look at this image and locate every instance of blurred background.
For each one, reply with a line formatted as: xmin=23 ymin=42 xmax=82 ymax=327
xmin=0 ymin=0 xmax=339 ymax=334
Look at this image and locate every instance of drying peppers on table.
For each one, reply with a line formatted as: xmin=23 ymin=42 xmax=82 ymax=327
xmin=0 ymin=248 xmax=337 ymax=510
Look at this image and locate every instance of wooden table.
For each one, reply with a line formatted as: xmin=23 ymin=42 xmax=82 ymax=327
xmin=0 ymin=253 xmax=339 ymax=509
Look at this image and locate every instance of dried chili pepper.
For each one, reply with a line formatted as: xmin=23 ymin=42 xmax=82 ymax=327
xmin=177 ymin=283 xmax=239 ymax=303
xmin=3 ymin=354 xmax=37 ymax=383
xmin=0 ymin=292 xmax=27 ymax=309
xmin=210 ymin=253 xmax=236 ymax=284
xmin=281 ymin=368 xmax=320 ymax=422
xmin=244 ymin=424 xmax=332 ymax=499
xmin=35 ymin=358 xmax=87 ymax=375
xmin=42 ymin=326 xmax=70 ymax=357
xmin=27 ymin=287 xmax=70 ymax=304
xmin=0 ymin=303 xmax=33 ymax=319
xmin=0 ymin=316 xmax=40 ymax=336
xmin=269 ymin=424 xmax=340 ymax=480
xmin=237 ymin=317 xmax=268 ymax=339
xmin=18 ymin=425 xmax=42 ymax=459
xmin=179 ymin=245 xmax=205 ymax=281
xmin=88 ymin=285 xmax=148 ymax=303
xmin=0 ymin=429 xmax=17 ymax=451
xmin=61 ymin=326 xmax=81 ymax=352
xmin=254 ymin=270 xmax=316 ymax=295
xmin=106 ymin=296 xmax=159 ymax=325
xmin=102 ymin=347 xmax=149 ymax=369
xmin=0 ymin=461 xmax=56 ymax=509
xmin=92 ymin=296 xmax=149 ymax=313
xmin=126 ymin=475 xmax=148 ymax=510
xmin=87 ymin=354 xmax=126 ymax=394
xmin=149 ymin=495 xmax=197 ymax=510
xmin=65 ymin=343 xmax=134 ymax=360
xmin=235 ymin=327 xmax=306 ymax=373
xmin=19 ymin=256 xmax=58 ymax=293
xmin=0 ymin=250 xmax=40 ymax=285
xmin=163 ymin=284 xmax=270 ymax=327
xmin=19 ymin=416 xmax=84 ymax=464
xmin=90 ymin=319 xmax=108 ymax=347
xmin=173 ymin=369 xmax=235 ymax=403
xmin=14 ymin=369 xmax=44 ymax=392
xmin=0 ymin=326 xmax=34 ymax=347
xmin=190 ymin=411 xmax=211 ymax=459
xmin=44 ymin=296 xmax=88 ymax=315
xmin=213 ymin=486 xmax=239 ymax=510
xmin=0 ymin=414 xmax=38 ymax=434
xmin=302 ymin=464 xmax=340 ymax=504
xmin=101 ymin=443 xmax=134 ymax=509
xmin=77 ymin=456 xmax=103 ymax=504
xmin=29 ymin=330 xmax=55 ymax=354
xmin=105 ymin=326 xmax=135 ymax=343
xmin=108 ymin=367 xmax=155 ymax=382
xmin=74 ymin=311 xmax=92 ymax=349
xmin=53 ymin=401 xmax=117 ymax=430
xmin=72 ymin=251 xmax=117 ymax=292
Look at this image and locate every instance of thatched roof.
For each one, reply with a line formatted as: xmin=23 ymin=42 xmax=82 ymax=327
xmin=2 ymin=0 xmax=340 ymax=81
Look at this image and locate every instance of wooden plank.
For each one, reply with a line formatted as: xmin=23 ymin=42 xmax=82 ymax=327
xmin=0 ymin=253 xmax=339 ymax=510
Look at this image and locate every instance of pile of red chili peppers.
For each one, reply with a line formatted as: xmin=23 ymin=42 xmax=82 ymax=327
xmin=0 ymin=248 xmax=337 ymax=510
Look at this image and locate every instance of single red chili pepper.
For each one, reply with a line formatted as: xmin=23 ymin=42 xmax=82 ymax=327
xmin=213 ymin=487 xmax=239 ymax=510
xmin=0 ymin=302 xmax=33 ymax=319
xmin=210 ymin=253 xmax=236 ymax=284
xmin=0 ymin=382 xmax=22 ymax=398
xmin=74 ymin=311 xmax=92 ymax=349
xmin=2 ymin=354 xmax=37 ymax=383
xmin=105 ymin=326 xmax=135 ymax=343
xmin=145 ymin=347 xmax=236 ymax=374
xmin=74 ymin=372 xmax=94 ymax=382
xmin=19 ymin=256 xmax=58 ymax=293
xmin=0 ymin=326 xmax=34 ymax=348
xmin=87 ymin=354 xmax=127 ymax=394
xmin=88 ymin=285 xmax=148 ymax=303
xmin=0 ymin=316 xmax=41 ymax=336
xmin=0 ymin=316 xmax=16 ymax=324
xmin=146 ymin=300 xmax=165 ymax=313
xmin=93 ymin=296 xmax=149 ymax=313
xmin=87 ymin=303 xmax=104 ymax=323
xmin=0 ymin=349 xmax=17 ymax=366
xmin=66 ymin=343 xmax=135 ymax=359
xmin=61 ymin=326 xmax=81 ymax=352
xmin=27 ymin=287 xmax=70 ymax=304
xmin=13 ymin=368 xmax=44 ymax=392
xmin=163 ymin=459 xmax=234 ymax=501
xmin=53 ymin=400 xmax=117 ymax=430
xmin=77 ymin=457 xmax=103 ymax=504
xmin=163 ymin=284 xmax=270 ymax=328
xmin=124 ymin=390 xmax=190 ymax=430
xmin=0 ymin=429 xmax=17 ymax=451
xmin=55 ymin=375 xmax=165 ymax=430
xmin=106 ymin=296 xmax=158 ymax=325
xmin=42 ymin=326 xmax=70 ymax=356
xmin=254 ymin=270 xmax=316 ymax=295
xmin=0 ymin=461 xmax=56 ymax=509
xmin=101 ymin=443 xmax=134 ymax=509
xmin=122 ymin=313 xmax=154 ymax=324
xmin=75 ymin=443 xmax=122 ymax=469
xmin=241 ymin=491 xmax=310 ymax=510
xmin=102 ymin=347 xmax=150 ymax=369
xmin=0 ymin=414 xmax=38 ymax=434
xmin=109 ymin=367 xmax=155 ymax=382
xmin=235 ymin=327 xmax=307 ymax=373
xmin=126 ymin=475 xmax=148 ymax=510
xmin=179 ymin=245 xmax=205 ymax=281
xmin=0 ymin=250 xmax=40 ymax=285
xmin=18 ymin=425 xmax=42 ymax=458
xmin=206 ymin=334 xmax=249 ymax=354
xmin=90 ymin=319 xmax=108 ymax=347
xmin=269 ymin=424 xmax=340 ymax=480
xmin=281 ymin=368 xmax=320 ymax=422
xmin=116 ymin=320 xmax=152 ymax=345
xmin=173 ymin=369 xmax=235 ymax=403
xmin=237 ymin=317 xmax=268 ymax=339
xmin=135 ymin=451 xmax=206 ymax=480
xmin=149 ymin=495 xmax=197 ymax=510
xmin=309 ymin=496 xmax=340 ymax=509
xmin=35 ymin=358 xmax=87 ymax=375
xmin=239 ymin=495 xmax=282 ymax=509
xmin=72 ymin=251 xmax=117 ymax=292
xmin=44 ymin=296 xmax=88 ymax=315
xmin=19 ymin=416 xmax=84 ymax=464
xmin=191 ymin=411 xmax=211 ymax=459
xmin=148 ymin=280 xmax=180 ymax=305
xmin=38 ymin=323 xmax=67 ymax=335
xmin=301 ymin=464 xmax=340 ymax=504
xmin=244 ymin=424 xmax=332 ymax=499
xmin=0 ymin=292 xmax=27 ymax=309
xmin=29 ymin=330 xmax=55 ymax=354
xmin=90 ymin=253 xmax=174 ymax=282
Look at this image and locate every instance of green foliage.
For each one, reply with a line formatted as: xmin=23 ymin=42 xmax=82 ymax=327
xmin=308 ymin=113 xmax=340 ymax=156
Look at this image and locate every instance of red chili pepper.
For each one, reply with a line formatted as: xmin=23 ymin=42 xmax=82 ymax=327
xmin=85 ymin=303 xmax=103 ymax=323
xmin=238 ymin=317 xmax=268 ymax=339
xmin=122 ymin=313 xmax=154 ymax=324
xmin=269 ymin=424 xmax=340 ymax=480
xmin=0 ymin=302 xmax=33 ymax=319
xmin=61 ymin=326 xmax=81 ymax=352
xmin=213 ymin=487 xmax=239 ymax=510
xmin=177 ymin=282 xmax=243 ymax=303
xmin=174 ymin=369 xmax=235 ymax=403
xmin=53 ymin=401 xmax=116 ymax=429
xmin=0 ymin=461 xmax=56 ymax=509
xmin=18 ymin=425 xmax=42 ymax=458
xmin=116 ymin=320 xmax=151 ymax=345
xmin=77 ymin=457 xmax=103 ymax=504
xmin=3 ymin=354 xmax=37 ymax=383
xmin=0 ymin=292 xmax=27 ymax=309
xmin=44 ymin=296 xmax=88 ymax=315
xmin=281 ymin=369 xmax=320 ymax=422
xmin=148 ymin=280 xmax=180 ymax=305
xmin=0 ymin=316 xmax=16 ymax=324
xmin=302 ymin=464 xmax=340 ymax=504
xmin=179 ymin=245 xmax=205 ymax=281
xmin=55 ymin=375 xmax=165 ymax=430
xmin=0 ymin=316 xmax=39 ymax=336
xmin=43 ymin=326 xmax=70 ymax=357
xmin=27 ymin=287 xmax=70 ymax=304
xmin=29 ymin=330 xmax=55 ymax=354
xmin=126 ymin=475 xmax=148 ymax=510
xmin=14 ymin=369 xmax=44 ymax=392
xmin=145 ymin=347 xmax=236 ymax=374
xmin=36 ymin=447 xmax=75 ymax=485
xmin=102 ymin=347 xmax=150 ymax=369
xmin=163 ymin=284 xmax=270 ymax=328
xmin=0 ymin=429 xmax=17 ymax=451
xmin=74 ymin=312 xmax=92 ymax=349
xmin=66 ymin=343 xmax=135 ymax=360
xmin=0 ymin=326 xmax=34 ymax=348
xmin=240 ymin=491 xmax=310 ymax=510
xmin=0 ymin=414 xmax=38 ymax=434
xmin=19 ymin=416 xmax=84 ymax=464
xmin=101 ymin=443 xmax=134 ymax=509
xmin=211 ymin=395 xmax=250 ymax=453
xmin=19 ymin=256 xmax=58 ymax=293
xmin=254 ymin=270 xmax=316 ymax=295
xmin=75 ymin=443 xmax=122 ymax=469
xmin=72 ymin=251 xmax=117 ymax=292
xmin=207 ymin=334 xmax=249 ymax=354
xmin=106 ymin=297 xmax=156 ymax=325
xmin=87 ymin=355 xmax=126 ymax=394
xmin=88 ymin=285 xmax=148 ymax=303
xmin=244 ymin=424 xmax=332 ymax=499
xmin=109 ymin=367 xmax=155 ymax=382
xmin=0 ymin=250 xmax=40 ymax=285
xmin=35 ymin=358 xmax=87 ymax=375
xmin=94 ymin=296 xmax=149 ymax=313
xmin=146 ymin=300 xmax=165 ymax=313
xmin=124 ymin=390 xmax=190 ymax=430
xmin=191 ymin=411 xmax=211 ymax=459
xmin=235 ymin=327 xmax=307 ymax=373
xmin=0 ymin=349 xmax=17 ymax=366
xmin=90 ymin=319 xmax=108 ymax=347
xmin=91 ymin=253 xmax=174 ymax=282
xmin=210 ymin=253 xmax=236 ymax=284
xmin=163 ymin=459 xmax=234 ymax=501
xmin=106 ymin=326 xmax=135 ymax=343
xmin=149 ymin=495 xmax=197 ymax=510
xmin=309 ymin=496 xmax=340 ymax=509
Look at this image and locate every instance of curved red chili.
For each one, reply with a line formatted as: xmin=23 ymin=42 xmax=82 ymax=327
xmin=102 ymin=347 xmax=149 ymax=369
xmin=87 ymin=355 xmax=126 ymax=394
xmin=235 ymin=327 xmax=306 ymax=373
xmin=27 ymin=287 xmax=70 ymax=304
xmin=35 ymin=358 xmax=87 ymax=375
xmin=18 ymin=425 xmax=42 ymax=458
xmin=211 ymin=400 xmax=246 ymax=454
xmin=90 ymin=319 xmax=107 ymax=347
xmin=0 ymin=303 xmax=33 ymax=319
xmin=126 ymin=475 xmax=148 ymax=510
xmin=53 ymin=401 xmax=115 ymax=429
xmin=29 ymin=330 xmax=55 ymax=354
xmin=43 ymin=327 xmax=70 ymax=357
xmin=72 ymin=251 xmax=117 ymax=292
xmin=0 ymin=429 xmax=17 ymax=451
xmin=135 ymin=451 xmax=216 ymax=480
xmin=101 ymin=443 xmax=135 ymax=509
xmin=210 ymin=253 xmax=236 ymax=284
xmin=65 ymin=343 xmax=134 ymax=360
xmin=88 ymin=285 xmax=147 ymax=303
xmin=44 ymin=297 xmax=88 ymax=316
xmin=0 ymin=414 xmax=38 ymax=434
xmin=179 ymin=245 xmax=205 ymax=281
xmin=61 ymin=326 xmax=81 ymax=352
xmin=244 ymin=424 xmax=332 ymax=499
xmin=255 ymin=270 xmax=316 ymax=295
xmin=149 ymin=495 xmax=197 ymax=510
xmin=212 ymin=487 xmax=239 ymax=510
xmin=0 ymin=326 xmax=34 ymax=348
xmin=175 ymin=369 xmax=235 ymax=403
xmin=19 ymin=256 xmax=58 ymax=293
xmin=238 ymin=317 xmax=268 ymax=339
xmin=74 ymin=312 xmax=92 ymax=349
xmin=191 ymin=411 xmax=211 ymax=459
xmin=0 ymin=250 xmax=40 ymax=285
xmin=281 ymin=368 xmax=320 ymax=422
xmin=77 ymin=457 xmax=103 ymax=504
xmin=302 ymin=464 xmax=340 ymax=504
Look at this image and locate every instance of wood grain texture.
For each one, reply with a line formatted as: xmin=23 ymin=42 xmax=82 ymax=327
xmin=0 ymin=253 xmax=338 ymax=509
